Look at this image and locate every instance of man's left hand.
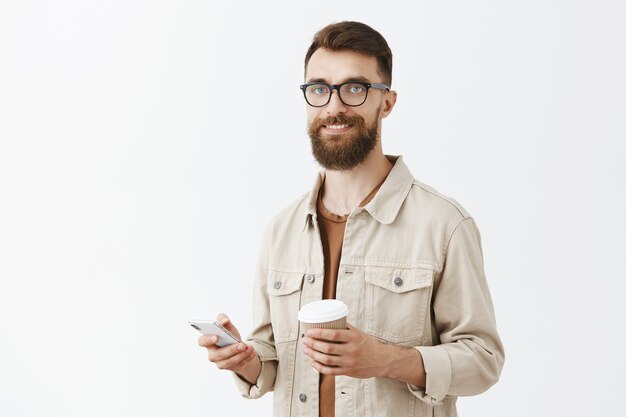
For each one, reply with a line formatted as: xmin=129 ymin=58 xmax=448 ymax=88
xmin=301 ymin=324 xmax=391 ymax=379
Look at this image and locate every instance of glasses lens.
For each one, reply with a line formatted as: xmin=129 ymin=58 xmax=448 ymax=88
xmin=305 ymin=84 xmax=330 ymax=107
xmin=339 ymin=83 xmax=368 ymax=106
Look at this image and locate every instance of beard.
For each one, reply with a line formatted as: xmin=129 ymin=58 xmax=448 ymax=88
xmin=307 ymin=111 xmax=379 ymax=171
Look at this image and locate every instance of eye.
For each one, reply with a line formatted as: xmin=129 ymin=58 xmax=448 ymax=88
xmin=344 ymin=83 xmax=365 ymax=94
xmin=309 ymin=85 xmax=329 ymax=95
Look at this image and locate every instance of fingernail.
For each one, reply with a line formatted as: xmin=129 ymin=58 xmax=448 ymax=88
xmin=237 ymin=344 xmax=245 ymax=352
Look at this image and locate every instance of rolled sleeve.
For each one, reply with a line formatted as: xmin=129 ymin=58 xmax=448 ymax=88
xmin=407 ymin=345 xmax=452 ymax=405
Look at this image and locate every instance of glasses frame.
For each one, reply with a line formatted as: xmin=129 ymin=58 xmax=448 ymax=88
xmin=299 ymin=81 xmax=390 ymax=107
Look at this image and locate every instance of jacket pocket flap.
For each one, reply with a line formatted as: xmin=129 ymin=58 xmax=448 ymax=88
xmin=268 ymin=270 xmax=305 ymax=296
xmin=365 ymin=266 xmax=433 ymax=293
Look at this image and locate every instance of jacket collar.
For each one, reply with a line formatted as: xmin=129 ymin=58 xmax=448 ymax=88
xmin=302 ymin=155 xmax=415 ymax=231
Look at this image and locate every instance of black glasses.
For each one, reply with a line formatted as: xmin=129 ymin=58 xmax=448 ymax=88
xmin=299 ymin=81 xmax=390 ymax=107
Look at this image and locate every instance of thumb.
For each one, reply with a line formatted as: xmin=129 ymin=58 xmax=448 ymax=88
xmin=217 ymin=313 xmax=232 ymax=327
xmin=217 ymin=313 xmax=240 ymax=336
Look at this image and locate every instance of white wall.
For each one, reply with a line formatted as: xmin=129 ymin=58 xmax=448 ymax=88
xmin=1 ymin=1 xmax=624 ymax=416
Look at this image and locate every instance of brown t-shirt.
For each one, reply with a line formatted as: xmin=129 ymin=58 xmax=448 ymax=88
xmin=316 ymin=179 xmax=384 ymax=417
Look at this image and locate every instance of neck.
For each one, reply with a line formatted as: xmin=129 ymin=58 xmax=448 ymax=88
xmin=322 ymin=148 xmax=393 ymax=216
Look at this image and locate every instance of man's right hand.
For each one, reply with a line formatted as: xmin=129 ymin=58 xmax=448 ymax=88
xmin=197 ymin=313 xmax=261 ymax=384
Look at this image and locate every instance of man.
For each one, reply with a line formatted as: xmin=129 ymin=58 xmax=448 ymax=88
xmin=198 ymin=21 xmax=504 ymax=417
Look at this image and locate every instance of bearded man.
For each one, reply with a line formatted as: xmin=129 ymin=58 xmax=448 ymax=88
xmin=198 ymin=21 xmax=505 ymax=417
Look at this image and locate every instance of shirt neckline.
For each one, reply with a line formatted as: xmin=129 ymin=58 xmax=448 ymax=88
xmin=316 ymin=176 xmax=387 ymax=223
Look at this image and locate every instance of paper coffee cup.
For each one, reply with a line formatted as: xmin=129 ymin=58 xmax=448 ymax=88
xmin=298 ymin=299 xmax=349 ymax=336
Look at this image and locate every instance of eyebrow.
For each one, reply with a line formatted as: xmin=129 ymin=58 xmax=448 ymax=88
xmin=306 ymin=76 xmax=372 ymax=84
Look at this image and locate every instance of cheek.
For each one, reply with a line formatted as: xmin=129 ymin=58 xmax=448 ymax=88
xmin=354 ymin=111 xmax=376 ymax=126
xmin=306 ymin=108 xmax=319 ymax=123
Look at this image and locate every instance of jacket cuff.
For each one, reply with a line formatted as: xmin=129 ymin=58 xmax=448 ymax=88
xmin=231 ymin=358 xmax=276 ymax=399
xmin=231 ymin=340 xmax=278 ymax=399
xmin=406 ymin=346 xmax=452 ymax=405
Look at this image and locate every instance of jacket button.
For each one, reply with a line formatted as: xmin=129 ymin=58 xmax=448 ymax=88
xmin=299 ymin=393 xmax=307 ymax=402
xmin=273 ymin=281 xmax=282 ymax=290
xmin=393 ymin=276 xmax=403 ymax=286
xmin=306 ymin=274 xmax=315 ymax=283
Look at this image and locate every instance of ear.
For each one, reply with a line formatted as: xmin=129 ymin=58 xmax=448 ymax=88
xmin=379 ymin=90 xmax=398 ymax=119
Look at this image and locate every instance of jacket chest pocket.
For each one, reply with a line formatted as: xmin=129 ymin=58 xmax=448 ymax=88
xmin=268 ymin=270 xmax=305 ymax=343
xmin=364 ymin=266 xmax=434 ymax=344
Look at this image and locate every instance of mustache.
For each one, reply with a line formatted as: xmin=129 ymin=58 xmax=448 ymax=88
xmin=309 ymin=114 xmax=366 ymax=133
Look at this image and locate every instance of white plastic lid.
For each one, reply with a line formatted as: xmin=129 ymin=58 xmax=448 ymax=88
xmin=298 ymin=299 xmax=349 ymax=323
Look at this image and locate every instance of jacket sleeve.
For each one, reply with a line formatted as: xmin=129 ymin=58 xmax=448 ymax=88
xmin=407 ymin=217 xmax=505 ymax=405
xmin=231 ymin=225 xmax=278 ymax=399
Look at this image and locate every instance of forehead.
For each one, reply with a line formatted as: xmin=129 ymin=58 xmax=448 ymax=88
xmin=305 ymin=48 xmax=381 ymax=83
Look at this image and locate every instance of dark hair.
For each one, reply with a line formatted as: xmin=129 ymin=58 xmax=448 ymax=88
xmin=304 ymin=21 xmax=393 ymax=85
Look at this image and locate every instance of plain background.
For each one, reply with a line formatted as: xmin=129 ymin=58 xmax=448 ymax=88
xmin=1 ymin=1 xmax=625 ymax=416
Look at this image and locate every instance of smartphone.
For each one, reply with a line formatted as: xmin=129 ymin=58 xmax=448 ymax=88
xmin=188 ymin=319 xmax=242 ymax=347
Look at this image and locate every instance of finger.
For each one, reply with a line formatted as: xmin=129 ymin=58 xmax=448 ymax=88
xmin=214 ymin=346 xmax=256 ymax=363
xmin=311 ymin=360 xmax=344 ymax=376
xmin=198 ymin=334 xmax=220 ymax=348
xmin=302 ymin=337 xmax=345 ymax=355
xmin=231 ymin=350 xmax=257 ymax=369
xmin=216 ymin=313 xmax=230 ymax=326
xmin=213 ymin=350 xmax=249 ymax=369
xmin=306 ymin=328 xmax=352 ymax=343
xmin=302 ymin=346 xmax=339 ymax=367
xmin=209 ymin=342 xmax=250 ymax=362
xmin=215 ymin=347 xmax=256 ymax=370
xmin=216 ymin=313 xmax=240 ymax=337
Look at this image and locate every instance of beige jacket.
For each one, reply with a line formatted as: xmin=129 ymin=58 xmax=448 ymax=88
xmin=233 ymin=156 xmax=504 ymax=417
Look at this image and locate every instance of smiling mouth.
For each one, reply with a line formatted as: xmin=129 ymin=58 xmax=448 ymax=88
xmin=322 ymin=123 xmax=352 ymax=133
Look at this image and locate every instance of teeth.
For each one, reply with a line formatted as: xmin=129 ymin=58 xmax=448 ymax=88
xmin=325 ymin=124 xmax=349 ymax=129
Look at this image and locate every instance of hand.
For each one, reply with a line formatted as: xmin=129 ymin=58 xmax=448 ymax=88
xmin=301 ymin=323 xmax=390 ymax=379
xmin=302 ymin=323 xmax=426 ymax=386
xmin=197 ymin=313 xmax=258 ymax=376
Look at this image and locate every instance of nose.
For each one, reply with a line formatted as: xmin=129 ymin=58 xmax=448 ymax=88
xmin=325 ymin=88 xmax=347 ymax=116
